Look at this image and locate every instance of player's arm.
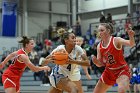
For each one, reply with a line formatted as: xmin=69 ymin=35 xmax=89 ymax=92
xmin=68 ymin=46 xmax=90 ymax=66
xmin=19 ymin=54 xmax=50 ymax=72
xmin=92 ymin=44 xmax=104 ymax=67
xmin=68 ymin=53 xmax=90 ymax=66
xmin=41 ymin=48 xmax=58 ymax=66
xmin=82 ymin=66 xmax=92 ymax=80
xmin=116 ymin=30 xmax=135 ymax=48
xmin=41 ymin=55 xmax=54 ymax=66
xmin=82 ymin=49 xmax=92 ymax=79
xmin=0 ymin=51 xmax=18 ymax=69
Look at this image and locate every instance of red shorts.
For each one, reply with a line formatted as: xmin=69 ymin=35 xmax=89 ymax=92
xmin=100 ymin=65 xmax=131 ymax=85
xmin=2 ymin=69 xmax=21 ymax=92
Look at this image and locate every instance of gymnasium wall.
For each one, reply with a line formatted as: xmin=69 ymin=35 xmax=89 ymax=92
xmin=78 ymin=0 xmax=129 ymax=35
xmin=79 ymin=0 xmax=128 ymax=12
xmin=0 ymin=0 xmax=139 ymax=37
xmin=27 ymin=0 xmax=70 ymax=37
xmin=0 ymin=37 xmax=18 ymax=55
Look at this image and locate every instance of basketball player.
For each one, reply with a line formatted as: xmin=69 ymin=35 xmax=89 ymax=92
xmin=0 ymin=36 xmax=50 ymax=93
xmin=42 ymin=28 xmax=90 ymax=93
xmin=92 ymin=23 xmax=135 ymax=93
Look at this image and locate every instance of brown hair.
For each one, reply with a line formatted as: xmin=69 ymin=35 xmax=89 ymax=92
xmin=18 ymin=36 xmax=33 ymax=47
xmin=100 ymin=23 xmax=114 ymax=34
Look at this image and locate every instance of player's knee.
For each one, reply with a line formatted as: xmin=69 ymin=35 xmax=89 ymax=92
xmin=70 ymin=87 xmax=78 ymax=93
xmin=118 ymin=87 xmax=127 ymax=93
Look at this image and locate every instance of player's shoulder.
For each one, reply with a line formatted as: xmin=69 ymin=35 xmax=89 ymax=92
xmin=75 ymin=45 xmax=83 ymax=50
xmin=75 ymin=45 xmax=80 ymax=48
xmin=57 ymin=45 xmax=65 ymax=49
xmin=114 ymin=37 xmax=123 ymax=41
xmin=55 ymin=45 xmax=66 ymax=51
xmin=113 ymin=36 xmax=123 ymax=44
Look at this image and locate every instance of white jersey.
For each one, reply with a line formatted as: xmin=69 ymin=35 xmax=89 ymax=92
xmin=50 ymin=45 xmax=84 ymax=81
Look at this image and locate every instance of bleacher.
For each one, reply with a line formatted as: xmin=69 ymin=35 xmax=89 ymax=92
xmin=0 ymin=71 xmax=119 ymax=93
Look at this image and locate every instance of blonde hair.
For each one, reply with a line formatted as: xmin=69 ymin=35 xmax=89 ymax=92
xmin=76 ymin=36 xmax=84 ymax=41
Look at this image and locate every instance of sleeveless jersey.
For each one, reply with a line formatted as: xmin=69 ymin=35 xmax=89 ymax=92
xmin=50 ymin=45 xmax=84 ymax=81
xmin=99 ymin=36 xmax=127 ymax=69
xmin=8 ymin=48 xmax=27 ymax=76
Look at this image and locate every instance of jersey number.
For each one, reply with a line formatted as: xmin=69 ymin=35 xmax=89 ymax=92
xmin=67 ymin=64 xmax=71 ymax=71
xmin=107 ymin=54 xmax=115 ymax=64
xmin=11 ymin=58 xmax=16 ymax=65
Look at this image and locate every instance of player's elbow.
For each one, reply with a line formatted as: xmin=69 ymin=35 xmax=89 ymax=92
xmin=86 ymin=60 xmax=90 ymax=66
xmin=96 ymin=64 xmax=102 ymax=67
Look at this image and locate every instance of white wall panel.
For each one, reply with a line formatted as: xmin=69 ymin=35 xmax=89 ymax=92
xmin=80 ymin=0 xmax=104 ymax=12
xmin=0 ymin=37 xmax=18 ymax=54
xmin=28 ymin=13 xmax=49 ymax=37
xmin=105 ymin=0 xmax=128 ymax=9
xmin=52 ymin=14 xmax=69 ymax=26
xmin=28 ymin=0 xmax=49 ymax=12
xmin=81 ymin=18 xmax=99 ymax=35
xmin=80 ymin=0 xmax=128 ymax=12
xmin=0 ymin=0 xmax=1 ymax=8
xmin=52 ymin=2 xmax=68 ymax=13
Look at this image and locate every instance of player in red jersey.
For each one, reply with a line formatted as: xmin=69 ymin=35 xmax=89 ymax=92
xmin=0 ymin=36 xmax=50 ymax=93
xmin=92 ymin=23 xmax=135 ymax=93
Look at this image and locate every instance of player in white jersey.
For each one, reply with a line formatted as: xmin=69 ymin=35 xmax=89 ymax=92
xmin=76 ymin=36 xmax=92 ymax=79
xmin=42 ymin=28 xmax=90 ymax=93
xmin=75 ymin=36 xmax=92 ymax=93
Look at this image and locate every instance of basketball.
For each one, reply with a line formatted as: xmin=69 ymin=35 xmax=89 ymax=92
xmin=52 ymin=50 xmax=68 ymax=65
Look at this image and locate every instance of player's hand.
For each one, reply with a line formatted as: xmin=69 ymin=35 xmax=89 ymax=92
xmin=126 ymin=29 xmax=135 ymax=37
xmin=91 ymin=55 xmax=104 ymax=67
xmin=0 ymin=62 xmax=4 ymax=69
xmin=42 ymin=57 xmax=55 ymax=65
xmin=86 ymin=74 xmax=92 ymax=80
xmin=66 ymin=56 xmax=74 ymax=64
xmin=43 ymin=66 xmax=51 ymax=72
xmin=91 ymin=55 xmax=97 ymax=64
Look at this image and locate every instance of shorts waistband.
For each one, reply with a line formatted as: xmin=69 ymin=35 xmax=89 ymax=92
xmin=108 ymin=64 xmax=127 ymax=70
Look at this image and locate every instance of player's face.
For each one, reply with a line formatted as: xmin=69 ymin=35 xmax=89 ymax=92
xmin=26 ymin=40 xmax=35 ymax=52
xmin=76 ymin=38 xmax=83 ymax=46
xmin=98 ymin=25 xmax=109 ymax=40
xmin=67 ymin=33 xmax=76 ymax=47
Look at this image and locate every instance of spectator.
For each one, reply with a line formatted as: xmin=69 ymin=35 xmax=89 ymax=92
xmin=0 ymin=70 xmax=3 ymax=85
xmin=115 ymin=20 xmax=125 ymax=38
xmin=42 ymin=70 xmax=50 ymax=85
xmin=29 ymin=48 xmax=38 ymax=62
xmin=100 ymin=13 xmax=106 ymax=23
xmin=75 ymin=21 xmax=82 ymax=36
xmin=33 ymin=69 xmax=44 ymax=81
xmin=106 ymin=13 xmax=112 ymax=23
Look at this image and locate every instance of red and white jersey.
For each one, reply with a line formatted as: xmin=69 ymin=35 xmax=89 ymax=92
xmin=99 ymin=36 xmax=127 ymax=69
xmin=8 ymin=48 xmax=27 ymax=76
